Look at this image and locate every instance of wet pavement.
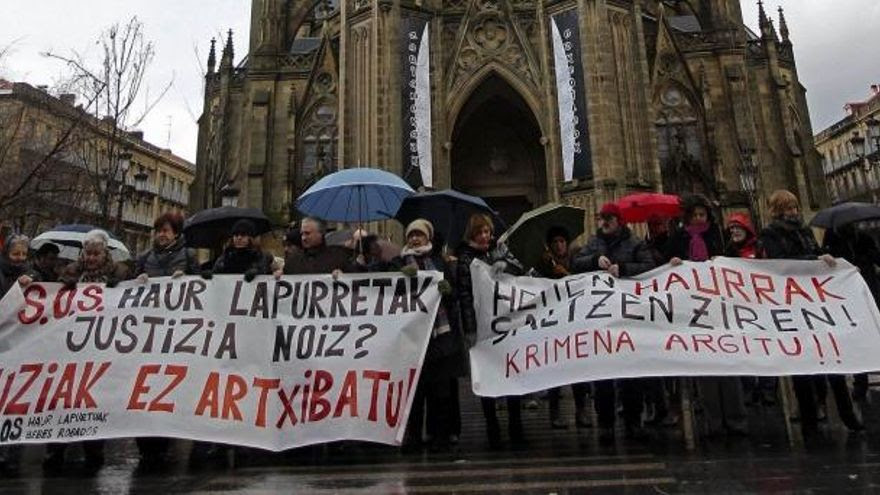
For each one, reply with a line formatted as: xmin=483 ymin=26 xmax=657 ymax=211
xmin=4 ymin=381 xmax=880 ymax=494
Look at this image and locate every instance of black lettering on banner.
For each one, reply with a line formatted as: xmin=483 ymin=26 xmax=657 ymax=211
xmin=586 ymin=290 xmax=613 ymax=319
xmin=326 ymin=324 xmax=349 ymax=357
xmin=689 ymin=295 xmax=713 ymax=330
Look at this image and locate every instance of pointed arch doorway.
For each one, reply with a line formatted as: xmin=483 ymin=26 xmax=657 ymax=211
xmin=450 ymin=74 xmax=547 ymax=227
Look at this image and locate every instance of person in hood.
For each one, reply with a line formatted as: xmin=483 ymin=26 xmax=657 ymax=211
xmin=393 ymin=219 xmax=463 ymax=451
xmin=456 ymin=212 xmax=526 ymax=449
xmin=571 ymin=202 xmax=655 ymax=444
xmin=211 ymin=219 xmax=279 ymax=280
xmin=758 ymin=190 xmax=862 ymax=435
xmin=135 ymin=212 xmax=199 ymax=281
xmin=725 ymin=212 xmax=757 ymax=259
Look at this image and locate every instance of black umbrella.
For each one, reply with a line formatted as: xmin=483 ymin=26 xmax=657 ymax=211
xmin=395 ymin=189 xmax=503 ymax=247
xmin=183 ymin=206 xmax=273 ymax=248
xmin=809 ymin=202 xmax=880 ymax=230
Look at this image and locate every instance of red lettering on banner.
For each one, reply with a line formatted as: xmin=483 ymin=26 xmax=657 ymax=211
xmin=363 ymin=370 xmax=391 ymax=422
xmin=222 ymin=374 xmax=247 ymax=421
xmin=3 ymin=363 xmax=41 ymax=415
xmin=664 ymin=272 xmax=690 ymax=292
xmin=74 ymin=361 xmax=111 ymax=409
xmin=721 ymin=268 xmax=751 ymax=302
xmin=665 ymin=333 xmax=688 ymax=351
xmin=149 ymin=365 xmax=187 ymax=412
xmin=253 ymin=377 xmax=280 ymax=428
xmin=811 ymin=277 xmax=844 ymax=302
xmin=692 ymin=334 xmax=716 ymax=353
xmin=784 ymin=278 xmax=813 ymax=304
xmin=575 ymin=331 xmax=590 ymax=358
xmin=617 ymin=331 xmax=635 ymax=352
xmin=308 ymin=370 xmax=333 ymax=422
xmin=195 ymin=372 xmax=220 ymax=418
xmin=276 ymin=385 xmax=301 ymax=427
xmin=525 ymin=344 xmax=539 ymax=370
xmin=18 ymin=285 xmax=46 ymax=324
xmin=77 ymin=285 xmax=103 ymax=312
xmin=693 ymin=267 xmax=720 ymax=295
xmin=128 ymin=364 xmax=161 ymax=410
xmin=333 ymin=371 xmax=358 ymax=418
xmin=505 ymin=349 xmax=520 ymax=377
xmin=751 ymin=273 xmax=778 ymax=305
xmin=48 ymin=363 xmax=77 ymax=410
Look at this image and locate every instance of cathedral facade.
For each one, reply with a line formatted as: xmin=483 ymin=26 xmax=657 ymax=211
xmin=192 ymin=0 xmax=828 ymax=232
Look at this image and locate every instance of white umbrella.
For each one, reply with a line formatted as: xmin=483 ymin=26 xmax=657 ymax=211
xmin=31 ymin=231 xmax=131 ymax=262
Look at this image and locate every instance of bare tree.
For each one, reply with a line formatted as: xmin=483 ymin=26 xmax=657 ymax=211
xmin=46 ymin=16 xmax=171 ymax=236
xmin=0 ymin=43 xmax=99 ymax=233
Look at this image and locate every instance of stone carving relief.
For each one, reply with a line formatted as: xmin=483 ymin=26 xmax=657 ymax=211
xmin=447 ymin=0 xmax=539 ymax=92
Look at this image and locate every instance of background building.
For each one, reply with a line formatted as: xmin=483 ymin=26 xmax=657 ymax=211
xmin=816 ymin=85 xmax=880 ymax=205
xmin=192 ymin=0 xmax=828 ymax=235
xmin=0 ymin=79 xmax=195 ymax=253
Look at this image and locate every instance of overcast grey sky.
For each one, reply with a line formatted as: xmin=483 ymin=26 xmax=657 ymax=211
xmin=1 ymin=1 xmax=878 ymax=163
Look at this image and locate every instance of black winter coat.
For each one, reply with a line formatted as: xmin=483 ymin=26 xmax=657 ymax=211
xmin=665 ymin=224 xmax=725 ymax=260
xmin=571 ymin=227 xmax=655 ymax=276
xmin=135 ymin=237 xmax=199 ymax=277
xmin=390 ymin=252 xmax=466 ymax=378
xmin=212 ymin=247 xmax=274 ymax=275
xmin=758 ymin=219 xmax=822 ymax=260
xmin=0 ymin=258 xmax=26 ymax=298
xmin=455 ymin=242 xmax=524 ymax=336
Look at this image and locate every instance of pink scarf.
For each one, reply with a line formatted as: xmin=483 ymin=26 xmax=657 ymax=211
xmin=686 ymin=223 xmax=710 ymax=261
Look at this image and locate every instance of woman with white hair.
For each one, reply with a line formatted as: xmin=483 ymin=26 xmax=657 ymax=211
xmin=45 ymin=229 xmax=129 ymax=471
xmin=59 ymin=229 xmax=128 ymax=288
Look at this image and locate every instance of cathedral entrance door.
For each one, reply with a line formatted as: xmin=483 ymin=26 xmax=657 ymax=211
xmin=450 ymin=74 xmax=547 ymax=228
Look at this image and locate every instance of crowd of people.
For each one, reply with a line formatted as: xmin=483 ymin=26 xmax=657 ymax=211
xmin=0 ymin=188 xmax=877 ymax=473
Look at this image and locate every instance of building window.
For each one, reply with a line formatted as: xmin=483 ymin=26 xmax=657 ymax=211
xmin=654 ymin=84 xmax=709 ymax=195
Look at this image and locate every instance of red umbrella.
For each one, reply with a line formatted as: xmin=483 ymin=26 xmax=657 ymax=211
xmin=617 ymin=193 xmax=681 ymax=223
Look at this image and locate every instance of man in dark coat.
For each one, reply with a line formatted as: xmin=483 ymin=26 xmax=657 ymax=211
xmin=571 ymin=202 xmax=655 ymax=443
xmin=284 ymin=216 xmax=355 ymax=275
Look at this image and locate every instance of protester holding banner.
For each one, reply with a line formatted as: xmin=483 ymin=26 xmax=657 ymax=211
xmin=211 ymin=219 xmax=278 ymax=280
xmin=571 ymin=202 xmax=655 ymax=443
xmin=758 ymin=190 xmax=863 ymax=435
xmin=129 ymin=212 xmax=199 ymax=464
xmin=669 ymin=195 xmax=748 ymax=437
xmin=536 ymin=226 xmax=591 ymax=430
xmin=284 ymin=216 xmax=355 ymax=276
xmin=456 ymin=212 xmax=526 ymax=448
xmin=0 ymin=234 xmax=31 ymax=473
xmin=45 ymin=229 xmax=128 ymax=471
xmin=135 ymin=212 xmax=199 ymax=282
xmin=823 ymin=225 xmax=880 ymax=407
xmin=393 ymin=219 xmax=464 ymax=451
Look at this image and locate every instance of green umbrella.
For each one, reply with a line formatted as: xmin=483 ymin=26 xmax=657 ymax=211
xmin=498 ymin=203 xmax=586 ymax=270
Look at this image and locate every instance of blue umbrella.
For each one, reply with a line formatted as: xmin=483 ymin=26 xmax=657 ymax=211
xmin=297 ymin=167 xmax=415 ymax=223
xmin=396 ymin=189 xmax=504 ymax=247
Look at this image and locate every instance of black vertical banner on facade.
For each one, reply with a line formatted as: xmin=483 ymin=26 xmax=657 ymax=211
xmin=551 ymin=9 xmax=592 ymax=181
xmin=400 ymin=16 xmax=432 ymax=189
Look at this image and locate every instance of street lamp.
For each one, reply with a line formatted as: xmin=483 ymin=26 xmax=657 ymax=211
xmin=220 ymin=182 xmax=240 ymax=207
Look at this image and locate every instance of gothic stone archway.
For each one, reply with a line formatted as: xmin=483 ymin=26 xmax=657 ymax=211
xmin=450 ymin=74 xmax=547 ymax=226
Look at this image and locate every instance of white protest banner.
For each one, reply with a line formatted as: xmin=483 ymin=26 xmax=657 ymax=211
xmin=469 ymin=258 xmax=880 ymax=397
xmin=0 ymin=272 xmax=441 ymax=450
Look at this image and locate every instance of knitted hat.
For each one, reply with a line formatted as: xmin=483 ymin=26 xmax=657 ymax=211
xmin=405 ymin=219 xmax=434 ymax=240
xmin=726 ymin=212 xmax=755 ymax=236
xmin=599 ymin=202 xmax=622 ymax=220
xmin=230 ymin=219 xmax=257 ymax=237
